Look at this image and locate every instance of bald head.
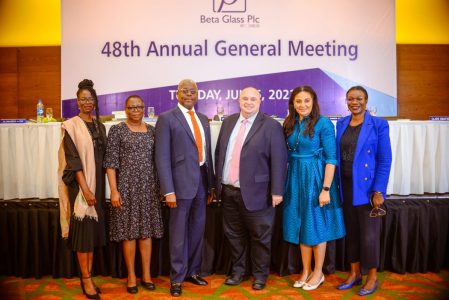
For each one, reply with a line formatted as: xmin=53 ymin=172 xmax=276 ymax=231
xmin=177 ymin=79 xmax=197 ymax=91
xmin=239 ymin=87 xmax=261 ymax=118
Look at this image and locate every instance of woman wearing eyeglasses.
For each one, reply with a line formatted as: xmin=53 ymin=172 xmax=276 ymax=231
xmin=104 ymin=95 xmax=163 ymax=294
xmin=335 ymin=86 xmax=392 ymax=296
xmin=58 ymin=79 xmax=106 ymax=299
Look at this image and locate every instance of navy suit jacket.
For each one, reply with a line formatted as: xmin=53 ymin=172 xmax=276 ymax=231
xmin=215 ymin=112 xmax=288 ymax=211
xmin=336 ymin=111 xmax=392 ymax=206
xmin=155 ymin=106 xmax=214 ymax=199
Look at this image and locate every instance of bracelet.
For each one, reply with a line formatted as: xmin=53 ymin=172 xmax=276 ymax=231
xmin=373 ymin=191 xmax=383 ymax=195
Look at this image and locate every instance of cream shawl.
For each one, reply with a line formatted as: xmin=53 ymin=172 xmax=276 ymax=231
xmin=58 ymin=116 xmax=98 ymax=238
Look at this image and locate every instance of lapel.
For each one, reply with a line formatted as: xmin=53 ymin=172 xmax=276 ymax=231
xmin=198 ymin=113 xmax=209 ymax=147
xmin=173 ymin=106 xmax=195 ymax=144
xmin=221 ymin=114 xmax=239 ymax=157
xmin=354 ymin=111 xmax=373 ymax=159
xmin=223 ymin=113 xmax=239 ymax=142
xmin=242 ymin=112 xmax=264 ymax=148
xmin=336 ymin=115 xmax=351 ymax=146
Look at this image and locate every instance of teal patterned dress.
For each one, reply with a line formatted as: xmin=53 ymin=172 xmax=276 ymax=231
xmin=283 ymin=115 xmax=345 ymax=245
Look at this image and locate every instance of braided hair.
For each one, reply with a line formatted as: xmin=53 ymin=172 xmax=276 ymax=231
xmin=77 ymin=79 xmax=100 ymax=121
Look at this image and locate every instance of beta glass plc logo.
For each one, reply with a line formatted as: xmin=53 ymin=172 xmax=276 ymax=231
xmin=213 ymin=0 xmax=246 ymax=13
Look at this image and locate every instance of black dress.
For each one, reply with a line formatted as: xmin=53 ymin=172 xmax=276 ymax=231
xmin=62 ymin=120 xmax=107 ymax=252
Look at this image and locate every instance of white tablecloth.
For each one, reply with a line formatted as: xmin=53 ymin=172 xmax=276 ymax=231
xmin=1 ymin=121 xmax=448 ymax=199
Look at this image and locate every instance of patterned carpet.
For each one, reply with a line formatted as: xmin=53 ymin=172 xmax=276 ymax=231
xmin=1 ymin=271 xmax=449 ymax=299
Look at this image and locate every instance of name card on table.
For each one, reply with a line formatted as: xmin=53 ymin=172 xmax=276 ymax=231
xmin=0 ymin=119 xmax=27 ymax=123
xmin=429 ymin=116 xmax=449 ymax=121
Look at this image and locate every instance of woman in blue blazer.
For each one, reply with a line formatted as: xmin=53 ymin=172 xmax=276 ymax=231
xmin=335 ymin=86 xmax=392 ymax=296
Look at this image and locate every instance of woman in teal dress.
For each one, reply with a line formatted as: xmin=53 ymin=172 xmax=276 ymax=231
xmin=283 ymin=86 xmax=345 ymax=291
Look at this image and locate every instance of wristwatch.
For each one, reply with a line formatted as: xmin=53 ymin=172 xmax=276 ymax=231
xmin=322 ymin=186 xmax=330 ymax=191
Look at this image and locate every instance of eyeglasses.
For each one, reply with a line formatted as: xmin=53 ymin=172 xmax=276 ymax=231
xmin=369 ymin=207 xmax=386 ymax=217
xmin=179 ymin=88 xmax=197 ymax=95
xmin=369 ymin=197 xmax=386 ymax=217
xmin=126 ymin=106 xmax=144 ymax=112
xmin=346 ymin=97 xmax=365 ymax=103
xmin=79 ymin=97 xmax=95 ymax=103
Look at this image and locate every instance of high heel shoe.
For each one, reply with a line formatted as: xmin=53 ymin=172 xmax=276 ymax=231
xmin=358 ymin=280 xmax=379 ymax=296
xmin=336 ymin=275 xmax=362 ymax=290
xmin=127 ymin=279 xmax=138 ymax=294
xmin=293 ymin=274 xmax=312 ymax=288
xmin=302 ymin=274 xmax=325 ymax=291
xmin=91 ymin=281 xmax=101 ymax=294
xmin=80 ymin=277 xmax=100 ymax=299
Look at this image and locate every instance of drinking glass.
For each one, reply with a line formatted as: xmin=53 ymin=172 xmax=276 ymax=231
xmin=148 ymin=107 xmax=155 ymax=118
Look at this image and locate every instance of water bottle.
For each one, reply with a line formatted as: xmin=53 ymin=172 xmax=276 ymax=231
xmin=36 ymin=99 xmax=44 ymax=123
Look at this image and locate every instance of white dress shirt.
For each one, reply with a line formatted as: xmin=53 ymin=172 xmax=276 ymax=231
xmin=222 ymin=112 xmax=258 ymax=187
xmin=177 ymin=103 xmax=206 ymax=166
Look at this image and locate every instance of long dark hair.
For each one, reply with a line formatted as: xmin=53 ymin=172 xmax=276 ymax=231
xmin=77 ymin=79 xmax=100 ymax=123
xmin=283 ymin=85 xmax=320 ymax=138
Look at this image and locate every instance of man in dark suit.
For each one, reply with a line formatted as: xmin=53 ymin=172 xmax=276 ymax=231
xmin=155 ymin=79 xmax=214 ymax=297
xmin=215 ymin=87 xmax=288 ymax=290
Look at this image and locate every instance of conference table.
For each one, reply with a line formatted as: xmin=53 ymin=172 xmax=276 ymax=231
xmin=1 ymin=119 xmax=449 ymax=279
xmin=1 ymin=120 xmax=449 ymax=200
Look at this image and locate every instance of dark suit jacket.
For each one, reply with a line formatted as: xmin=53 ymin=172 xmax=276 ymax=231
xmin=155 ymin=106 xmax=214 ymax=199
xmin=336 ymin=111 xmax=392 ymax=206
xmin=215 ymin=112 xmax=288 ymax=211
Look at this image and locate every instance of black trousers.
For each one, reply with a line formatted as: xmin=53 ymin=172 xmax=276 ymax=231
xmin=341 ymin=163 xmax=382 ymax=270
xmin=221 ymin=184 xmax=275 ymax=282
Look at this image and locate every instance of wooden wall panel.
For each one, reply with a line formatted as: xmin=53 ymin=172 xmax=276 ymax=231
xmin=0 ymin=48 xmax=18 ymax=118
xmin=0 ymin=45 xmax=448 ymax=120
xmin=397 ymin=45 xmax=449 ymax=119
xmin=17 ymin=47 xmax=61 ymax=119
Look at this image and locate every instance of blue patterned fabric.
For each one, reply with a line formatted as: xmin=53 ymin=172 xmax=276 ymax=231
xmin=283 ymin=115 xmax=346 ymax=245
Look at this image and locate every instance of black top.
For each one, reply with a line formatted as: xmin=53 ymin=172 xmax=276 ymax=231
xmin=62 ymin=119 xmax=107 ymax=252
xmin=340 ymin=123 xmax=363 ymax=162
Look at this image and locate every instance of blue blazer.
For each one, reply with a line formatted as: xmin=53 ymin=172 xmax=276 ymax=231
xmin=215 ymin=112 xmax=288 ymax=211
xmin=336 ymin=111 xmax=392 ymax=206
xmin=155 ymin=106 xmax=214 ymax=199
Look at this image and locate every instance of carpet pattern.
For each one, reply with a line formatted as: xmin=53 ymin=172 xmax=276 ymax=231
xmin=1 ymin=271 xmax=449 ymax=299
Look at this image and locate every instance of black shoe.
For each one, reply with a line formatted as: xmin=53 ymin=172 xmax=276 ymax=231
xmin=185 ymin=275 xmax=208 ymax=286
xmin=252 ymin=280 xmax=266 ymax=290
xmin=224 ymin=275 xmax=244 ymax=286
xmin=141 ymin=281 xmax=156 ymax=290
xmin=80 ymin=277 xmax=100 ymax=299
xmin=170 ymin=282 xmax=182 ymax=297
xmin=126 ymin=285 xmax=138 ymax=294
